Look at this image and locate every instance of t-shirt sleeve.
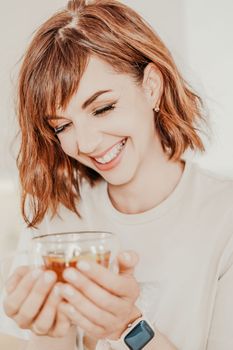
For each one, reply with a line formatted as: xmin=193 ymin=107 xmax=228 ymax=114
xmin=207 ymin=234 xmax=233 ymax=350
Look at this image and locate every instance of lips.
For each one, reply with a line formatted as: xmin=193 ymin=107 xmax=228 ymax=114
xmin=91 ymin=138 xmax=127 ymax=171
xmin=91 ymin=138 xmax=127 ymax=159
xmin=93 ymin=138 xmax=126 ymax=164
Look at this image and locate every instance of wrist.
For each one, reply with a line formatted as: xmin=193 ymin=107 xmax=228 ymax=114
xmin=109 ymin=306 xmax=142 ymax=340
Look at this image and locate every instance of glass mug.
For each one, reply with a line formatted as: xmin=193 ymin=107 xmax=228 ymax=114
xmin=30 ymin=231 xmax=119 ymax=282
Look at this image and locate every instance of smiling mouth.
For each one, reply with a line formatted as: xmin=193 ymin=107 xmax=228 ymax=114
xmin=93 ymin=138 xmax=127 ymax=164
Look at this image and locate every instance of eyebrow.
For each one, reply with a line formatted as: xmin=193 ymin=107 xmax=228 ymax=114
xmin=81 ymin=89 xmax=113 ymax=109
xmin=46 ymin=89 xmax=113 ymax=121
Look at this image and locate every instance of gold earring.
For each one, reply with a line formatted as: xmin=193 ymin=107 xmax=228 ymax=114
xmin=153 ymin=106 xmax=160 ymax=113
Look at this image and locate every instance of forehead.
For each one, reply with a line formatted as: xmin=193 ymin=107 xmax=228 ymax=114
xmin=63 ymin=56 xmax=135 ymax=110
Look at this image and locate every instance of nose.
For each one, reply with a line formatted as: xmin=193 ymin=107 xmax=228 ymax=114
xmin=75 ymin=123 xmax=103 ymax=155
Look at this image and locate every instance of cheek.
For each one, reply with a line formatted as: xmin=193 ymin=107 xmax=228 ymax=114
xmin=59 ymin=137 xmax=77 ymax=158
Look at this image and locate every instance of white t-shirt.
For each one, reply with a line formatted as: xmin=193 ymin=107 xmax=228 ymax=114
xmin=1 ymin=161 xmax=233 ymax=350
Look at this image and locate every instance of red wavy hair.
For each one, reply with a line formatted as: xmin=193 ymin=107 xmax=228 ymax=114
xmin=17 ymin=0 xmax=205 ymax=227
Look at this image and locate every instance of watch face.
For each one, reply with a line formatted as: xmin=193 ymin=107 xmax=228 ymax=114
xmin=124 ymin=320 xmax=155 ymax=350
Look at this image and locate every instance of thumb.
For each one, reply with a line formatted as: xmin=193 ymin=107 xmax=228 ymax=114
xmin=117 ymin=250 xmax=139 ymax=276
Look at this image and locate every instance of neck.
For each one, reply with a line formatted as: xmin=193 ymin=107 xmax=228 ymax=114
xmin=107 ymin=141 xmax=185 ymax=214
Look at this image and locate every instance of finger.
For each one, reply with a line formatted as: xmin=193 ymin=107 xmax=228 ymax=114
xmin=13 ymin=271 xmax=57 ymax=328
xmin=59 ymin=301 xmax=106 ymax=339
xmin=60 ymin=284 xmax=115 ymax=328
xmin=31 ymin=283 xmax=62 ymax=334
xmin=5 ymin=266 xmax=30 ymax=294
xmin=69 ymin=260 xmax=134 ymax=297
xmin=3 ymin=268 xmax=43 ymax=317
xmin=49 ymin=310 xmax=71 ymax=338
xmin=117 ymin=251 xmax=139 ymax=276
xmin=63 ymin=268 xmax=128 ymax=313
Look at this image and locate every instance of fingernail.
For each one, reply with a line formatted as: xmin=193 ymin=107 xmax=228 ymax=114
xmin=63 ymin=285 xmax=74 ymax=296
xmin=122 ymin=252 xmax=131 ymax=262
xmin=53 ymin=285 xmax=60 ymax=297
xmin=77 ymin=260 xmax=90 ymax=271
xmin=31 ymin=269 xmax=42 ymax=279
xmin=44 ymin=271 xmax=56 ymax=284
xmin=63 ymin=269 xmax=77 ymax=281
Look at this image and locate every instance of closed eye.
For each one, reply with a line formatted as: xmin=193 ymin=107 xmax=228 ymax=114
xmin=54 ymin=122 xmax=72 ymax=135
xmin=92 ymin=103 xmax=116 ymax=117
xmin=53 ymin=102 xmax=116 ymax=134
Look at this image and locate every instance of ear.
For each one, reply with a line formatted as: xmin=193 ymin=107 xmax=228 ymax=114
xmin=142 ymin=63 xmax=163 ymax=109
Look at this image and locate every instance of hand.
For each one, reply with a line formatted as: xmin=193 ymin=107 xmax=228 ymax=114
xmin=58 ymin=250 xmax=142 ymax=340
xmin=3 ymin=265 xmax=71 ymax=337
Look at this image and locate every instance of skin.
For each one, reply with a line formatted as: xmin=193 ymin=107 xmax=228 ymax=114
xmin=3 ymin=267 xmax=70 ymax=337
xmin=3 ymin=55 xmax=181 ymax=349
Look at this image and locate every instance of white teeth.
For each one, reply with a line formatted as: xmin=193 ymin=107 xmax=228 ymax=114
xmin=95 ymin=139 xmax=126 ymax=164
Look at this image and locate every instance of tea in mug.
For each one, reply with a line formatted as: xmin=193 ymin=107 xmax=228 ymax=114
xmin=43 ymin=251 xmax=111 ymax=282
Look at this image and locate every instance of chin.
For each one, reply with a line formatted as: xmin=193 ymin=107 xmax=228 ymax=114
xmin=102 ymin=168 xmax=136 ymax=187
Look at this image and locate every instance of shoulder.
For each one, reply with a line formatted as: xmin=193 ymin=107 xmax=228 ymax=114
xmin=189 ymin=161 xmax=233 ymax=211
xmin=189 ymin=162 xmax=233 ymax=273
xmin=193 ymin=162 xmax=233 ymax=186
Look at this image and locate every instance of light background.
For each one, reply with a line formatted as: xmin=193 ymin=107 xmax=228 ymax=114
xmin=0 ymin=0 xmax=233 ymax=254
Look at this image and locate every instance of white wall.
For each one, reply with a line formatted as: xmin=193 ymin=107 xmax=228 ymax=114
xmin=0 ymin=0 xmax=233 ymax=248
xmin=0 ymin=0 xmax=66 ymax=181
xmin=185 ymin=0 xmax=233 ymax=174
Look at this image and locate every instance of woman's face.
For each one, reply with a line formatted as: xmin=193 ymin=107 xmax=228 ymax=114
xmin=48 ymin=56 xmax=162 ymax=186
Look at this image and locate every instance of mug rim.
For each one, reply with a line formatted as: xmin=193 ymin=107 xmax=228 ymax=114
xmin=32 ymin=230 xmax=116 ymax=243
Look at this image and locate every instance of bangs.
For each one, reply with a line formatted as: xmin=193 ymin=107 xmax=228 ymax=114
xmin=24 ymin=26 xmax=90 ymax=122
xmin=44 ymin=39 xmax=89 ymax=117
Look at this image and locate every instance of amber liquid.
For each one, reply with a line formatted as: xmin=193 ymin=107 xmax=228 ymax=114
xmin=43 ymin=251 xmax=111 ymax=282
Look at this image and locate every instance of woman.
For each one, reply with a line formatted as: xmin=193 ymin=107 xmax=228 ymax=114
xmin=1 ymin=0 xmax=233 ymax=349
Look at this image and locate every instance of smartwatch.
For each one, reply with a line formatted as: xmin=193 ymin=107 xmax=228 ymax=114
xmin=106 ymin=317 xmax=155 ymax=350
